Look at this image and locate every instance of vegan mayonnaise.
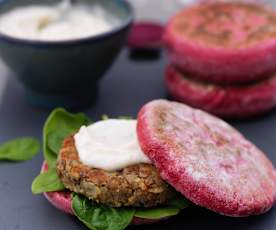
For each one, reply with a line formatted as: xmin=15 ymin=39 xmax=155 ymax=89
xmin=0 ymin=0 xmax=119 ymax=41
xmin=74 ymin=119 xmax=152 ymax=171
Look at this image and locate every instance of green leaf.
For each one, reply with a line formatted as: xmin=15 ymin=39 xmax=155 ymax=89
xmin=134 ymin=195 xmax=189 ymax=219
xmin=0 ymin=137 xmax=40 ymax=161
xmin=134 ymin=206 xmax=179 ymax=219
xmin=167 ymin=194 xmax=190 ymax=209
xmin=101 ymin=115 xmax=109 ymax=120
xmin=32 ymin=167 xmax=65 ymax=194
xmin=43 ymin=108 xmax=90 ymax=167
xmin=102 ymin=115 xmax=133 ymax=121
xmin=72 ymin=194 xmax=135 ymax=230
xmin=117 ymin=116 xmax=133 ymax=120
xmin=71 ymin=194 xmax=189 ymax=230
xmin=47 ymin=129 xmax=71 ymax=154
xmin=32 ymin=108 xmax=90 ymax=194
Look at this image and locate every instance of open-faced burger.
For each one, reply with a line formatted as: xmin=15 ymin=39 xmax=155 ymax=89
xmin=32 ymin=109 xmax=189 ymax=230
xmin=32 ymin=101 xmax=276 ymax=230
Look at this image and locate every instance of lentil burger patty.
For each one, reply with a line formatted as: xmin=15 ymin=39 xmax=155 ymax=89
xmin=57 ymin=135 xmax=176 ymax=207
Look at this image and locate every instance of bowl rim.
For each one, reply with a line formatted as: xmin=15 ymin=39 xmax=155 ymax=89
xmin=0 ymin=0 xmax=134 ymax=47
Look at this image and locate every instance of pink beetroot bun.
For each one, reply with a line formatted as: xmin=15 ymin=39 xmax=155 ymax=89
xmin=137 ymin=100 xmax=276 ymax=217
xmin=164 ymin=2 xmax=276 ymax=84
xmin=128 ymin=22 xmax=164 ymax=49
xmin=41 ymin=162 xmax=167 ymax=225
xmin=165 ymin=65 xmax=276 ymax=119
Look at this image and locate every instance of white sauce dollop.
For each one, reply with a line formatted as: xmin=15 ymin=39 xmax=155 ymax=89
xmin=74 ymin=119 xmax=152 ymax=171
xmin=0 ymin=0 xmax=119 ymax=41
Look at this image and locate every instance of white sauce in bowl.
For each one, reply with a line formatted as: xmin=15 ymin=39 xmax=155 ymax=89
xmin=74 ymin=119 xmax=152 ymax=171
xmin=0 ymin=0 xmax=120 ymax=41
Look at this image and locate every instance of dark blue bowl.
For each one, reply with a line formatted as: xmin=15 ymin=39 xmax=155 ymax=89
xmin=0 ymin=0 xmax=133 ymax=109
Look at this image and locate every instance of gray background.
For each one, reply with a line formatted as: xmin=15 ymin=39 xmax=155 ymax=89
xmin=0 ymin=50 xmax=275 ymax=230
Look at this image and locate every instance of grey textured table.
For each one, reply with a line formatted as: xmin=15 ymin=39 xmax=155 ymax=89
xmin=0 ymin=50 xmax=275 ymax=230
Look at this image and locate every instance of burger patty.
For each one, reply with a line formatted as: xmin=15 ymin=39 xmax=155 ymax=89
xmin=56 ymin=135 xmax=176 ymax=207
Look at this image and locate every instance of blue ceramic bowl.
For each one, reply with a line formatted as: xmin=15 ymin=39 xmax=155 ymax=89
xmin=0 ymin=0 xmax=133 ymax=109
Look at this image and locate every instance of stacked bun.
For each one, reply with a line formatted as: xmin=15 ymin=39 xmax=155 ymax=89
xmin=164 ymin=2 xmax=276 ymax=118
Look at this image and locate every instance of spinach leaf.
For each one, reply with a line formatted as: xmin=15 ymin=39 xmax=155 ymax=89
xmin=101 ymin=115 xmax=109 ymax=120
xmin=102 ymin=115 xmax=133 ymax=121
xmin=167 ymin=194 xmax=190 ymax=209
xmin=134 ymin=195 xmax=189 ymax=219
xmin=32 ymin=167 xmax=65 ymax=194
xmin=47 ymin=129 xmax=71 ymax=154
xmin=72 ymin=193 xmax=189 ymax=230
xmin=134 ymin=206 xmax=179 ymax=219
xmin=43 ymin=108 xmax=90 ymax=167
xmin=72 ymin=194 xmax=135 ymax=230
xmin=117 ymin=116 xmax=133 ymax=120
xmin=32 ymin=108 xmax=90 ymax=194
xmin=0 ymin=137 xmax=40 ymax=161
